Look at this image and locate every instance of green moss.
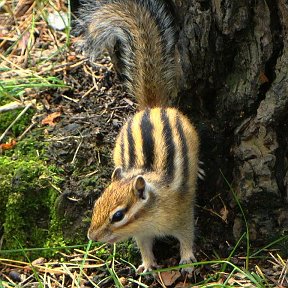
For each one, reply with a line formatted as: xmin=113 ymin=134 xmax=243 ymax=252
xmin=0 ymin=132 xmax=66 ymax=258
xmin=0 ymin=155 xmax=61 ymax=253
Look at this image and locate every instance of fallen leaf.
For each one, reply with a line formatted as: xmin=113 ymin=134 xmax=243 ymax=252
xmin=160 ymin=270 xmax=181 ymax=286
xmin=67 ymin=55 xmax=77 ymax=62
xmin=0 ymin=139 xmax=17 ymax=151
xmin=32 ymin=257 xmax=46 ymax=266
xmin=41 ymin=112 xmax=62 ymax=127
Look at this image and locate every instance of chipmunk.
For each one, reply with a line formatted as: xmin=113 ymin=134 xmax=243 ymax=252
xmin=78 ymin=0 xmax=200 ymax=274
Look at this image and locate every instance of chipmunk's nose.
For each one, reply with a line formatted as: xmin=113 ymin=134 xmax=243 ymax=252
xmin=87 ymin=228 xmax=98 ymax=241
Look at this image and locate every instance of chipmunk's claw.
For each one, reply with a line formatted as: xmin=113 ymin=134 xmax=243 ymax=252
xmin=136 ymin=262 xmax=161 ymax=275
xmin=179 ymin=257 xmax=197 ymax=276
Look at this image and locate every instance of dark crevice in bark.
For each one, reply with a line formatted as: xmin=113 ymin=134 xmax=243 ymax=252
xmin=257 ymin=0 xmax=284 ymax=105
xmin=199 ymin=0 xmax=210 ymax=11
xmin=275 ymin=121 xmax=288 ymax=198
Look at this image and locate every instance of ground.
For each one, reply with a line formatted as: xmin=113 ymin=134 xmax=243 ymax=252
xmin=0 ymin=0 xmax=287 ymax=287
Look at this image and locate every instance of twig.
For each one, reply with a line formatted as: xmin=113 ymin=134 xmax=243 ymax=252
xmin=44 ymin=135 xmax=89 ymax=142
xmin=81 ymin=85 xmax=96 ymax=98
xmin=37 ymin=58 xmax=86 ymax=75
xmin=71 ymin=133 xmax=83 ymax=164
xmin=0 ymin=101 xmax=25 ymax=113
xmin=0 ymin=102 xmax=33 ymax=143
xmin=61 ymin=94 xmax=79 ymax=103
xmin=277 ymin=256 xmax=288 ymax=286
xmin=17 ymin=122 xmax=36 ymax=141
xmin=79 ymin=169 xmax=99 ymax=178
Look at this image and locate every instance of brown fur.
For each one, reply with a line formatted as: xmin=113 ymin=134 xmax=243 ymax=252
xmin=78 ymin=0 xmax=177 ymax=109
xmin=88 ymin=108 xmax=199 ymax=273
xmin=79 ymin=0 xmax=200 ymax=274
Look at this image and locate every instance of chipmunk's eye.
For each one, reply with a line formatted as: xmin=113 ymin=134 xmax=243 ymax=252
xmin=111 ymin=210 xmax=125 ymax=223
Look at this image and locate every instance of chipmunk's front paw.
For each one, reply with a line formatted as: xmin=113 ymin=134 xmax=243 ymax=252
xmin=136 ymin=262 xmax=160 ymax=274
xmin=179 ymin=257 xmax=197 ymax=276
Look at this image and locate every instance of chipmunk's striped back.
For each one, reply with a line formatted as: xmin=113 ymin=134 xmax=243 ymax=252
xmin=113 ymin=107 xmax=199 ymax=192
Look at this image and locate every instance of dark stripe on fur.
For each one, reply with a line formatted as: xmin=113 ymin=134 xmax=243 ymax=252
xmin=176 ymin=114 xmax=188 ymax=189
xmin=161 ymin=109 xmax=175 ymax=181
xmin=120 ymin=130 xmax=125 ymax=169
xmin=141 ymin=109 xmax=154 ymax=170
xmin=127 ymin=119 xmax=135 ymax=169
xmin=134 ymin=0 xmax=175 ymax=55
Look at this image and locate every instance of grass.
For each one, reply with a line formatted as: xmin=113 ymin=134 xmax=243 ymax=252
xmin=17 ymin=240 xmax=45 ymax=288
xmin=1 ymin=233 xmax=287 ymax=287
xmin=220 ymin=170 xmax=250 ymax=270
xmin=0 ymin=0 xmax=77 ymax=261
xmin=0 ymin=76 xmax=67 ymax=98
xmin=0 ymin=0 xmax=71 ymax=102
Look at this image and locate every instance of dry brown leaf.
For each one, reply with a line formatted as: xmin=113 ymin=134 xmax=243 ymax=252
xmin=41 ymin=112 xmax=62 ymax=126
xmin=31 ymin=257 xmax=46 ymax=266
xmin=0 ymin=139 xmax=17 ymax=151
xmin=160 ymin=270 xmax=181 ymax=286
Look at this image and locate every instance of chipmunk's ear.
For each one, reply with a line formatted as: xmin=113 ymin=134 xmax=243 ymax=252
xmin=133 ymin=175 xmax=146 ymax=200
xmin=111 ymin=167 xmax=123 ymax=181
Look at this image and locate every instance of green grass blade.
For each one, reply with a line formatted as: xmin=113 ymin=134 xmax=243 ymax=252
xmin=15 ymin=238 xmax=44 ymax=288
xmin=251 ymin=235 xmax=288 ymax=257
xmin=220 ymin=170 xmax=250 ymax=269
xmin=77 ymin=240 xmax=93 ymax=285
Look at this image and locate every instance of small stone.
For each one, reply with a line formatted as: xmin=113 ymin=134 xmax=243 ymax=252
xmin=8 ymin=270 xmax=21 ymax=282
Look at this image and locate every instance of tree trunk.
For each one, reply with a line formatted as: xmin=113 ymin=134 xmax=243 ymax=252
xmin=173 ymin=0 xmax=288 ymax=242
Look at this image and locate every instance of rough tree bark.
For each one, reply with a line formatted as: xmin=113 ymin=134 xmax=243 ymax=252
xmin=173 ymin=0 xmax=288 ymax=242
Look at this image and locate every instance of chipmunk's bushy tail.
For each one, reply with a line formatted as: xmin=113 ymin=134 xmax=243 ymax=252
xmin=77 ymin=0 xmax=177 ymax=109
